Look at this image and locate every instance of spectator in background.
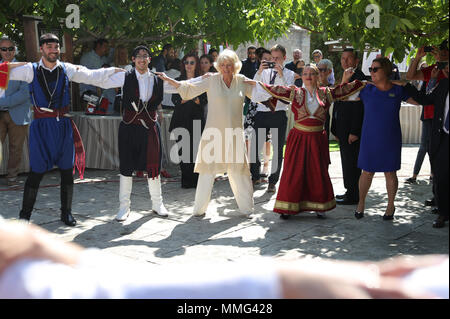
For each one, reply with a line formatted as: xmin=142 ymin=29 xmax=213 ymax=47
xmin=312 ymin=49 xmax=335 ymax=85
xmin=317 ymin=58 xmax=333 ymax=140
xmin=405 ymin=62 xmax=449 ymax=228
xmin=405 ymin=62 xmax=432 ymax=185
xmin=244 ymin=48 xmax=272 ymax=177
xmin=0 ymin=37 xmax=31 ymax=187
xmin=208 ymin=48 xmax=219 ymax=62
xmin=79 ymin=38 xmax=111 ymax=96
xmin=114 ymin=45 xmax=132 ymax=71
xmin=293 ymin=59 xmax=305 ymax=87
xmin=331 ymin=48 xmax=365 ymax=206
xmin=406 ymin=40 xmax=449 ymax=207
xmin=240 ymin=46 xmax=258 ymax=80
xmin=199 ymin=54 xmax=216 ymax=75
xmin=169 ymin=53 xmax=207 ymax=189
xmin=250 ymin=44 xmax=296 ymax=193
xmin=285 ymin=49 xmax=302 ymax=72
xmin=152 ymin=44 xmax=175 ymax=72
xmin=161 ymin=58 xmax=181 ymax=111
xmin=199 ymin=54 xmax=216 ymax=120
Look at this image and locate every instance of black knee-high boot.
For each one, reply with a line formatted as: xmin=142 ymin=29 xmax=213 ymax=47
xmin=19 ymin=172 xmax=44 ymax=221
xmin=60 ymin=169 xmax=76 ymax=226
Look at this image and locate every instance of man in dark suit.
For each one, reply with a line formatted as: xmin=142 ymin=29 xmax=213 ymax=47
xmin=405 ymin=62 xmax=449 ymax=228
xmin=331 ymin=48 xmax=365 ymax=205
xmin=240 ymin=46 xmax=258 ymax=79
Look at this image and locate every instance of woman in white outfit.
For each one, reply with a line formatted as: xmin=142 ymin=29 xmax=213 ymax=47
xmin=159 ymin=49 xmax=254 ymax=217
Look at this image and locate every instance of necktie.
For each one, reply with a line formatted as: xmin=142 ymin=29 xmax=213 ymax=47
xmin=270 ymin=70 xmax=277 ymax=85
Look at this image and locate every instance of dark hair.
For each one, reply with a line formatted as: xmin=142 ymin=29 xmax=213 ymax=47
xmin=131 ymin=45 xmax=151 ymax=58
xmin=101 ymin=63 xmax=111 ymax=68
xmin=39 ymin=33 xmax=59 ymax=46
xmin=257 ymin=48 xmax=271 ymax=61
xmin=208 ymin=48 xmax=218 ymax=55
xmin=270 ymin=44 xmax=286 ymax=57
xmin=162 ymin=44 xmax=173 ymax=52
xmin=94 ymin=38 xmax=108 ymax=49
xmin=180 ymin=53 xmax=201 ymax=79
xmin=167 ymin=58 xmax=181 ymax=71
xmin=439 ymin=39 xmax=449 ymax=51
xmin=343 ymin=48 xmax=359 ymax=59
xmin=200 ymin=54 xmax=216 ymax=73
xmin=247 ymin=46 xmax=257 ymax=52
xmin=372 ymin=57 xmax=393 ymax=77
xmin=200 ymin=54 xmax=214 ymax=64
xmin=295 ymin=59 xmax=305 ymax=67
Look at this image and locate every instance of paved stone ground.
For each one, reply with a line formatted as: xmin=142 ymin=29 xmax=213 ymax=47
xmin=1 ymin=145 xmax=448 ymax=266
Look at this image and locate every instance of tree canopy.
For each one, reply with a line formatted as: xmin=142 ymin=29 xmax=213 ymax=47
xmin=1 ymin=0 xmax=448 ymax=61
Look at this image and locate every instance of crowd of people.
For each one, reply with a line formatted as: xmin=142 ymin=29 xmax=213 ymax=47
xmin=0 ymin=30 xmax=448 ymax=300
xmin=0 ymin=33 xmax=448 ymax=229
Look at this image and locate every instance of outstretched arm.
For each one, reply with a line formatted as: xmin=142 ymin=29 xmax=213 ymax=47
xmin=1 ymin=62 xmax=33 ymax=86
xmin=66 ymin=63 xmax=126 ymax=89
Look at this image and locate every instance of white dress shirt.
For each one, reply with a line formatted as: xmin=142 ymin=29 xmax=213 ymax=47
xmin=9 ymin=59 xmax=121 ymax=89
xmin=135 ymin=69 xmax=154 ymax=102
xmin=253 ymin=67 xmax=295 ymax=112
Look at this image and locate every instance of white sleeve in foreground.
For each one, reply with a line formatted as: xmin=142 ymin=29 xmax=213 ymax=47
xmin=0 ymin=249 xmax=282 ymax=299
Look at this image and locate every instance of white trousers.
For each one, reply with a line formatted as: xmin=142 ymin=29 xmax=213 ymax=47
xmin=193 ymin=172 xmax=254 ymax=215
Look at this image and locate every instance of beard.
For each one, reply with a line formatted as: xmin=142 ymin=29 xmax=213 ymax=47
xmin=43 ymin=52 xmax=59 ymax=63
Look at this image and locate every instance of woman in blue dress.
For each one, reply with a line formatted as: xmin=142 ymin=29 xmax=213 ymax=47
xmin=342 ymin=57 xmax=418 ymax=220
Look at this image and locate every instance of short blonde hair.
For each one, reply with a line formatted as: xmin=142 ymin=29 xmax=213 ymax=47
xmin=214 ymin=49 xmax=242 ymax=75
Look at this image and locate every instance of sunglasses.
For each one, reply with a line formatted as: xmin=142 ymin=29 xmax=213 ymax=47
xmin=369 ymin=67 xmax=381 ymax=73
xmin=318 ymin=68 xmax=328 ymax=72
xmin=184 ymin=61 xmax=195 ymax=65
xmin=0 ymin=47 xmax=14 ymax=52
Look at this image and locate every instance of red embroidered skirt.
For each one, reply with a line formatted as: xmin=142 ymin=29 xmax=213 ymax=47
xmin=274 ymin=119 xmax=336 ymax=214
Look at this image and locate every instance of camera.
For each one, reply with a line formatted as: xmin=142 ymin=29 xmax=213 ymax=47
xmin=424 ymin=46 xmax=434 ymax=52
xmin=263 ymin=61 xmax=275 ymax=68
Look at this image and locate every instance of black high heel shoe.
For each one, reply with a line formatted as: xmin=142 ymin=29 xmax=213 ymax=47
xmin=382 ymin=208 xmax=396 ymax=220
xmin=354 ymin=211 xmax=364 ymax=219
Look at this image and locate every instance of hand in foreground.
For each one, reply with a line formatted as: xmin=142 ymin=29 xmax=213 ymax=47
xmin=0 ymin=220 xmax=83 ymax=276
xmin=278 ymin=255 xmax=447 ymax=299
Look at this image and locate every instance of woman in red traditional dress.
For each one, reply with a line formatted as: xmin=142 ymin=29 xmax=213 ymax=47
xmin=251 ymin=64 xmax=365 ymax=219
